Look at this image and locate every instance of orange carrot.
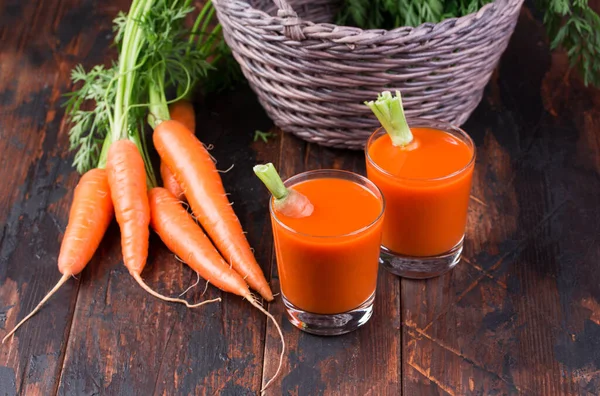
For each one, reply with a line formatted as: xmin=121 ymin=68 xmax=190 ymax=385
xmin=160 ymin=161 xmax=186 ymax=202
xmin=106 ymin=140 xmax=149 ymax=274
xmin=153 ymin=120 xmax=274 ymax=301
xmin=2 ymin=168 xmax=114 ymax=343
xmin=163 ymin=99 xmax=195 ymax=200
xmin=148 ymin=187 xmax=284 ymax=391
xmin=106 ymin=139 xmax=218 ymax=308
xmin=168 ymin=100 xmax=195 ymax=132
xmin=149 ymin=188 xmax=247 ymax=295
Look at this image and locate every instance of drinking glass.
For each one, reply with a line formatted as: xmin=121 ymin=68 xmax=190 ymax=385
xmin=270 ymin=170 xmax=385 ymax=335
xmin=365 ymin=119 xmax=476 ymax=279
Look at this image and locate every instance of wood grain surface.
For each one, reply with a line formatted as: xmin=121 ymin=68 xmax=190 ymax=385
xmin=0 ymin=1 xmax=599 ymax=395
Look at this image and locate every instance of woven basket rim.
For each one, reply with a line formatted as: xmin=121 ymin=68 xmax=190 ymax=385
xmin=214 ymin=0 xmax=524 ymax=149
xmin=216 ymin=0 xmax=520 ymax=40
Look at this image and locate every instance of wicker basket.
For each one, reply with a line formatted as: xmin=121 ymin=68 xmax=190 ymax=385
xmin=214 ymin=0 xmax=524 ymax=149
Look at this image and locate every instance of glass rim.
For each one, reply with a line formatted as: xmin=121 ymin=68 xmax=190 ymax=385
xmin=269 ymin=169 xmax=386 ymax=239
xmin=365 ymin=117 xmax=476 ymax=182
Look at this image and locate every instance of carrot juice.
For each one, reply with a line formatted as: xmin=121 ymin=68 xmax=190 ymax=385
xmin=269 ymin=170 xmax=384 ymax=333
xmin=366 ymin=125 xmax=475 ymax=257
xmin=364 ymin=92 xmax=475 ymax=278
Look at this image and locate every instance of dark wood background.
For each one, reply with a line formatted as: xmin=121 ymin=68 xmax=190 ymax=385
xmin=1 ymin=0 xmax=599 ymax=395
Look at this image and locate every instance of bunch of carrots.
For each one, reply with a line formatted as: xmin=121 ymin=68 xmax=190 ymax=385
xmin=2 ymin=0 xmax=284 ymax=391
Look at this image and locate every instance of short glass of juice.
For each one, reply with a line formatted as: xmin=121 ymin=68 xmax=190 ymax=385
xmin=270 ymin=169 xmax=385 ymax=336
xmin=365 ymin=118 xmax=476 ymax=279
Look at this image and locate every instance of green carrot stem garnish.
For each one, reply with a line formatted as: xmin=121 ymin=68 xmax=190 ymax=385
xmin=253 ymin=163 xmax=314 ymax=218
xmin=365 ymin=90 xmax=413 ymax=147
xmin=253 ymin=163 xmax=288 ymax=200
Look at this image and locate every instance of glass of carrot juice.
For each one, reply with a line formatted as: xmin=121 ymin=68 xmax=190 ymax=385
xmin=268 ymin=169 xmax=385 ymax=335
xmin=364 ymin=92 xmax=475 ymax=279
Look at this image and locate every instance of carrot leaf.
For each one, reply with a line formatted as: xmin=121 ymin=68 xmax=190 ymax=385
xmin=64 ymin=64 xmax=117 ymax=173
xmin=253 ymin=130 xmax=276 ymax=143
xmin=137 ymin=0 xmax=213 ymax=126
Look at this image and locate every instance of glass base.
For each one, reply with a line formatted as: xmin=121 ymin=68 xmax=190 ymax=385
xmin=282 ymin=292 xmax=375 ymax=336
xmin=379 ymin=238 xmax=464 ymax=279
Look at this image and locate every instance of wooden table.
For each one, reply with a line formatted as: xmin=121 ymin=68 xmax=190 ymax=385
xmin=1 ymin=1 xmax=599 ymax=395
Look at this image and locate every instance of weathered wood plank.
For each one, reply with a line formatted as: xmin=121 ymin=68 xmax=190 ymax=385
xmin=261 ymin=132 xmax=402 ymax=394
xmin=402 ymin=6 xmax=600 ymax=395
xmin=2 ymin=0 xmax=600 ymax=395
xmin=0 ymin=1 xmax=124 ymax=395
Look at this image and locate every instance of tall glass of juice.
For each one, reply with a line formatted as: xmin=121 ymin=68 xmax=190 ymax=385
xmin=365 ymin=118 xmax=475 ymax=279
xmin=270 ymin=170 xmax=385 ymax=335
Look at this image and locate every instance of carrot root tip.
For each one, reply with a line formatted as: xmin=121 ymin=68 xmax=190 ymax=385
xmin=179 ymin=272 xmax=201 ymax=297
xmin=216 ymin=164 xmax=235 ymax=173
xmin=132 ymin=272 xmax=220 ymax=308
xmin=246 ymin=295 xmax=285 ymax=392
xmin=2 ymin=274 xmax=71 ymax=344
xmin=201 ymin=279 xmax=210 ymax=296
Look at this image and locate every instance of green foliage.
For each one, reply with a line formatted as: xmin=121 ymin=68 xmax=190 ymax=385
xmin=63 ymin=64 xmax=117 ymax=174
xmin=336 ymin=0 xmax=491 ymax=29
xmin=135 ymin=0 xmax=213 ymax=99
xmin=253 ymin=130 xmax=276 ymax=143
xmin=337 ymin=0 xmax=600 ymax=87
xmin=64 ymin=0 xmax=221 ymax=174
xmin=202 ymin=37 xmax=245 ymax=94
xmin=539 ymin=0 xmax=600 ymax=87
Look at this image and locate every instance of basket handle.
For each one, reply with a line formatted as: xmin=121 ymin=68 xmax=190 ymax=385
xmin=272 ymin=0 xmax=306 ymax=41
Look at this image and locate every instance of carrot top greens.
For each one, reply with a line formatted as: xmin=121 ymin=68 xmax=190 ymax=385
xmin=64 ymin=0 xmax=225 ymax=179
